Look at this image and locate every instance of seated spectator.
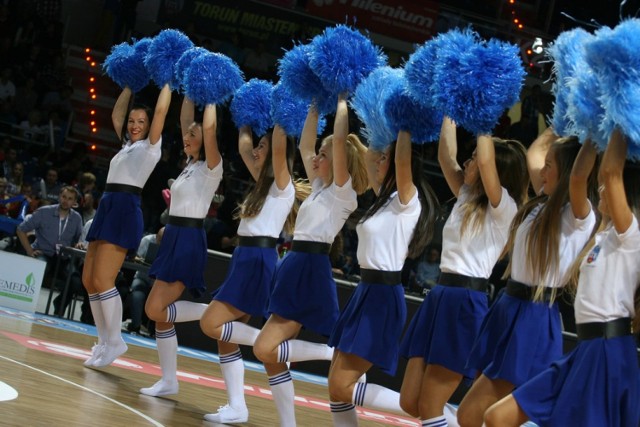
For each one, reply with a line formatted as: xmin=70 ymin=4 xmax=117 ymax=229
xmin=15 ymin=185 xmax=83 ymax=287
xmin=35 ymin=168 xmax=63 ymax=203
xmin=18 ymin=108 xmax=46 ymax=141
xmin=412 ymin=245 xmax=442 ymax=290
xmin=0 ymin=146 xmax=17 ymax=179
xmin=125 ymin=227 xmax=165 ymax=335
xmin=6 ymin=161 xmax=24 ymax=196
xmin=0 ymin=67 xmax=15 ymax=104
xmin=75 ymin=171 xmax=98 ymax=224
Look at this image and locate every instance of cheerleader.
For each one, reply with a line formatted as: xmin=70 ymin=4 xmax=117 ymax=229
xmin=398 ymin=117 xmax=528 ymax=426
xmin=456 ymin=128 xmax=598 ymax=427
xmin=252 ymin=95 xmax=369 ymax=427
xmin=138 ymin=97 xmax=223 ymax=396
xmin=327 ymin=126 xmax=440 ymax=424
xmin=199 ymin=122 xmax=298 ymax=424
xmin=82 ymin=84 xmax=171 ymax=367
xmin=484 ymin=129 xmax=640 ymax=427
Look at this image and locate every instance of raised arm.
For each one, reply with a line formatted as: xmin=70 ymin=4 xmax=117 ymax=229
xmin=601 ymin=129 xmax=633 ymax=233
xmin=437 ymin=116 xmax=464 ymax=197
xmin=527 ymin=126 xmax=556 ymax=195
xmin=569 ymin=139 xmax=597 ymax=219
xmin=299 ymin=103 xmax=319 ymax=183
xmin=332 ymin=93 xmax=349 ymax=187
xmin=180 ymin=96 xmax=195 ymax=136
xmin=477 ymin=134 xmax=502 ymax=208
xmin=112 ymin=86 xmax=132 ymax=140
xmin=148 ymin=84 xmax=172 ymax=145
xmin=202 ymin=104 xmax=222 ymax=170
xmin=238 ymin=126 xmax=259 ymax=181
xmin=396 ymin=130 xmax=417 ymax=204
xmin=272 ymin=124 xmax=291 ymax=190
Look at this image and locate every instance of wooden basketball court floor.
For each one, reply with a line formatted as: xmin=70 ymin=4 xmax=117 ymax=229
xmin=0 ymin=306 xmax=421 ymax=426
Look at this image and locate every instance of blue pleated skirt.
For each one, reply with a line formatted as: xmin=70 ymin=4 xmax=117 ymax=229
xmin=329 ymin=281 xmax=406 ymax=376
xmin=514 ymin=334 xmax=640 ymax=427
xmin=87 ymin=192 xmax=143 ymax=251
xmin=267 ymin=251 xmax=338 ymax=337
xmin=148 ymin=223 xmax=207 ymax=298
xmin=466 ymin=292 xmax=563 ymax=387
xmin=213 ymin=245 xmax=279 ymax=318
xmin=400 ymin=285 xmax=489 ymax=381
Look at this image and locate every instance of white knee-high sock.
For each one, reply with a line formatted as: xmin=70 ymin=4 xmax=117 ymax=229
xmin=99 ymin=287 xmax=123 ymax=344
xmin=156 ymin=327 xmax=178 ymax=383
xmin=422 ymin=415 xmax=447 ymax=426
xmin=277 ymin=340 xmax=333 ymax=363
xmin=219 ymin=349 xmax=247 ymax=410
xmin=220 ymin=321 xmax=260 ymax=347
xmin=268 ymin=371 xmax=296 ymax=427
xmin=166 ymin=301 xmax=207 ymax=323
xmin=89 ymin=293 xmax=106 ymax=344
xmin=352 ymin=382 xmax=403 ymax=414
xmin=330 ymin=401 xmax=358 ymax=427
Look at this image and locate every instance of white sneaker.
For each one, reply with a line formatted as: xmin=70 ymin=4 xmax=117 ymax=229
xmin=140 ymin=379 xmax=179 ymax=397
xmin=204 ymin=404 xmax=249 ymax=424
xmin=83 ymin=343 xmax=104 ymax=367
xmin=93 ymin=339 xmax=128 ymax=367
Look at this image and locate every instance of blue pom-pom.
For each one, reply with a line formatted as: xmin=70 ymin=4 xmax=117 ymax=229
xmin=184 ymin=51 xmax=244 ymax=106
xmin=277 ymin=43 xmax=337 ymax=115
xmin=102 ymin=39 xmax=151 ymax=92
xmin=429 ymin=28 xmax=480 ymax=110
xmin=144 ymin=29 xmax=194 ymax=88
xmin=308 ymin=24 xmax=387 ymax=95
xmin=351 ymin=66 xmax=401 ymax=151
xmin=585 ymin=20 xmax=640 ymax=156
xmin=404 ymin=39 xmax=440 ymax=106
xmin=271 ymin=83 xmax=326 ymax=138
xmin=230 ymin=79 xmax=274 ymax=137
xmin=546 ymin=28 xmax=593 ymax=137
xmin=431 ymin=30 xmax=524 ymax=134
xmin=174 ymin=46 xmax=208 ymax=93
xmin=566 ymin=65 xmax=609 ymax=147
xmin=384 ymin=74 xmax=443 ymax=144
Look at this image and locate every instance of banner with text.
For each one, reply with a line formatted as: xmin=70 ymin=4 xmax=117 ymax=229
xmin=159 ymin=0 xmax=330 ymax=48
xmin=305 ymin=0 xmax=440 ymax=44
xmin=0 ymin=251 xmax=46 ymax=313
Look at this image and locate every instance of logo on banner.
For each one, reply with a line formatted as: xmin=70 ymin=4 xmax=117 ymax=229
xmin=0 ymin=272 xmax=38 ymax=302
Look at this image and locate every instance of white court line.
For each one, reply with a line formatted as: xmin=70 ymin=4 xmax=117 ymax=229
xmin=0 ymin=354 xmax=164 ymax=427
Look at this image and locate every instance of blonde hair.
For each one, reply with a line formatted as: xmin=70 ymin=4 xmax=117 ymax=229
xmin=460 ymin=138 xmax=529 ymax=239
xmin=321 ymin=133 xmax=369 ymax=195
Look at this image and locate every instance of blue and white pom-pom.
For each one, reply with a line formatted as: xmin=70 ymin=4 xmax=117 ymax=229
xmin=585 ymin=19 xmax=640 ymax=155
xmin=546 ymin=28 xmax=593 ymax=137
xmin=102 ymin=38 xmax=151 ymax=92
xmin=230 ymin=79 xmax=274 ymax=137
xmin=383 ymin=72 xmax=443 ymax=144
xmin=566 ymin=64 xmax=609 ymax=147
xmin=174 ymin=46 xmax=208 ymax=93
xmin=184 ymin=51 xmax=244 ymax=106
xmin=351 ymin=66 xmax=401 ymax=151
xmin=404 ymin=39 xmax=440 ymax=107
xmin=308 ymin=24 xmax=387 ymax=95
xmin=271 ymin=83 xmax=326 ymax=139
xmin=431 ymin=30 xmax=524 ymax=134
xmin=144 ymin=29 xmax=194 ymax=88
xmin=277 ymin=43 xmax=336 ymax=114
xmin=429 ymin=28 xmax=480 ymax=110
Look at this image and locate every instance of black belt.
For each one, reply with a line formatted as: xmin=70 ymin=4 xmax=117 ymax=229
xmin=105 ymin=183 xmax=142 ymax=195
xmin=505 ymin=279 xmax=558 ymax=302
xmin=238 ymin=236 xmax=277 ymax=248
xmin=360 ymin=268 xmax=402 ymax=285
xmin=291 ymin=240 xmax=331 ymax=255
xmin=438 ymin=272 xmax=489 ymax=291
xmin=576 ymin=318 xmax=632 ymax=341
xmin=168 ymin=215 xmax=204 ymax=228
